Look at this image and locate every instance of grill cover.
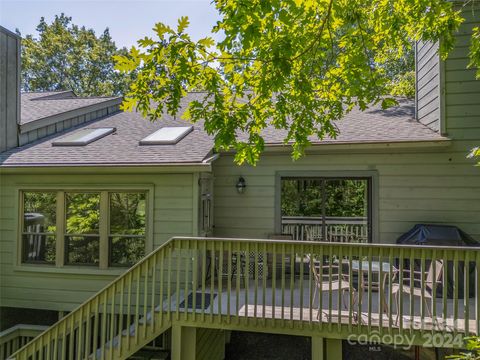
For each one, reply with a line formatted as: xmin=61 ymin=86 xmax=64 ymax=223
xmin=396 ymin=224 xmax=479 ymax=298
xmin=396 ymin=224 xmax=478 ymax=246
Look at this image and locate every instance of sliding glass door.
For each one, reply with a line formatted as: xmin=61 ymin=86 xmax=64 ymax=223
xmin=280 ymin=177 xmax=371 ymax=242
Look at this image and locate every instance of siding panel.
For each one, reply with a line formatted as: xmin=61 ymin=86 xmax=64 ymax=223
xmin=0 ymin=172 xmax=199 ymax=311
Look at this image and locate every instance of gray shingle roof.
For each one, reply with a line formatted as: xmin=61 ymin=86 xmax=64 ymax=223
xmin=21 ymin=91 xmax=120 ymax=125
xmin=254 ymin=98 xmax=446 ymax=145
xmin=1 ymin=93 xmax=448 ymax=167
xmin=1 ymin=110 xmax=213 ymax=166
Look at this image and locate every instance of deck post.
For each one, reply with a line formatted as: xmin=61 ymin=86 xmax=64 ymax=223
xmin=311 ymin=336 xmax=324 ymax=360
xmin=171 ymin=324 xmax=196 ymax=360
xmin=325 ymin=338 xmax=342 ymax=359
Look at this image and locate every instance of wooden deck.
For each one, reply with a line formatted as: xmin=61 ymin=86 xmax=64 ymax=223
xmin=169 ymin=278 xmax=478 ymax=334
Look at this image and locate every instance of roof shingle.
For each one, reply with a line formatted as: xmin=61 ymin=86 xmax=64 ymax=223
xmin=0 ymin=93 xmax=448 ymax=167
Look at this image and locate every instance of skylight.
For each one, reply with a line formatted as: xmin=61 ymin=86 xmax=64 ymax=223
xmin=52 ymin=128 xmax=115 ymax=146
xmin=139 ymin=126 xmax=193 ymax=145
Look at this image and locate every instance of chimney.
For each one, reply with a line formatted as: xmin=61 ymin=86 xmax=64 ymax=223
xmin=414 ymin=39 xmax=441 ymax=134
xmin=0 ymin=25 xmax=20 ymax=152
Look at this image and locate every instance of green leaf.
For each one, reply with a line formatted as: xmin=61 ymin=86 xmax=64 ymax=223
xmin=177 ymin=16 xmax=190 ymax=34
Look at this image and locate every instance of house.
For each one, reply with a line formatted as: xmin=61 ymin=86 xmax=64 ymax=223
xmin=0 ymin=5 xmax=479 ymax=359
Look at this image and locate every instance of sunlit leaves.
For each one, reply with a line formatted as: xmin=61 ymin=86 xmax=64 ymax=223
xmin=469 ymin=27 xmax=480 ymax=79
xmin=115 ymin=1 xmax=475 ymax=165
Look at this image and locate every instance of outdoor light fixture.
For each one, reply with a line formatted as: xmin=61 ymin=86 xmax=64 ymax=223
xmin=236 ymin=177 xmax=246 ymax=194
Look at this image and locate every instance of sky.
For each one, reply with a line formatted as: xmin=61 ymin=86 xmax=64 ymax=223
xmin=0 ymin=0 xmax=221 ymax=48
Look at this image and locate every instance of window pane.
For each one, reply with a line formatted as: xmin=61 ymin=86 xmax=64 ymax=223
xmin=109 ymin=193 xmax=146 ymax=235
xmin=281 ymin=178 xmax=370 ymax=242
xmin=65 ymin=236 xmax=99 ymax=265
xmin=110 ymin=237 xmax=145 ymax=266
xmin=22 ymin=234 xmax=55 ymax=263
xmin=324 ymin=179 xmax=368 ymax=243
xmin=23 ymin=192 xmax=56 ymax=233
xmin=66 ymin=193 xmax=100 ymax=234
xmin=324 ymin=179 xmax=367 ymax=218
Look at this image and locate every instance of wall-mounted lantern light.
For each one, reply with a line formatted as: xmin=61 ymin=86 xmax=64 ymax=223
xmin=236 ymin=177 xmax=246 ymax=194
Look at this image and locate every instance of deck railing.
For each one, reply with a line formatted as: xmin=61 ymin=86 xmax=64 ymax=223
xmin=281 ymin=216 xmax=368 ymax=242
xmin=0 ymin=325 xmax=47 ymax=360
xmin=10 ymin=237 xmax=480 ymax=359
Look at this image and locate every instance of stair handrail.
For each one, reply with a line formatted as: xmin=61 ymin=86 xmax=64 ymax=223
xmin=8 ymin=237 xmax=177 ymax=360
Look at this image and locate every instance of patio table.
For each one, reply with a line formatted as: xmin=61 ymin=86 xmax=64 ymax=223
xmin=348 ymin=260 xmax=398 ymax=314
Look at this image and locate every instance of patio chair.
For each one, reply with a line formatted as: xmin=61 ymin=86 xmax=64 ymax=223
xmin=392 ymin=260 xmax=444 ymax=324
xmin=306 ymin=255 xmax=357 ymax=320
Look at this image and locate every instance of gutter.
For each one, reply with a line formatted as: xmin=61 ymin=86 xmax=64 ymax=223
xmin=0 ymin=163 xmax=213 ymax=175
xmin=219 ymin=138 xmax=452 ymax=154
xmin=202 ymin=153 xmax=220 ymax=163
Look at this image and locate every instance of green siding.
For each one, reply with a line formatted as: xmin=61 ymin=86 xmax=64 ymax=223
xmin=212 ymin=143 xmax=480 ymax=243
xmin=0 ymin=172 xmax=197 ymax=311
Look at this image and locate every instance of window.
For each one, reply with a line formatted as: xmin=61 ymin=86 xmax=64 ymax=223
xmin=20 ymin=190 xmax=148 ymax=268
xmin=280 ymin=177 xmax=371 ymax=242
xmin=139 ymin=126 xmax=193 ymax=145
xmin=109 ymin=192 xmax=146 ymax=266
xmin=65 ymin=193 xmax=100 ymax=265
xmin=52 ymin=128 xmax=115 ymax=146
xmin=22 ymin=192 xmax=57 ymax=263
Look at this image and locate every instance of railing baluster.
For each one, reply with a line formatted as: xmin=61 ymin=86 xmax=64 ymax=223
xmin=254 ymin=242 xmax=259 ymax=323
xmin=134 ymin=268 xmax=140 ymax=346
xmin=299 ymin=243 xmax=304 ymax=325
xmin=192 ymin=240 xmax=198 ymax=323
xmin=398 ymin=247 xmax=404 ymax=335
xmin=159 ymin=248 xmax=165 ymax=327
xmin=476 ymin=250 xmax=480 ymax=336
xmin=201 ymin=240 xmax=206 ymax=323
xmin=357 ymin=245 xmax=363 ymax=335
xmin=77 ymin=306 xmax=83 ymax=360
xmin=209 ymin=241 xmax=215 ymax=322
xmin=125 ymin=272 xmax=132 ymax=352
xmin=52 ymin=323 xmax=59 ymax=360
xmin=176 ymin=243 xmax=181 ymax=322
xmin=367 ymin=246 xmax=372 ymax=333
xmin=262 ymin=242 xmax=267 ymax=326
xmin=218 ymin=240 xmax=224 ymax=323
xmin=143 ymin=260 xmax=149 ymax=339
xmin=318 ymin=242 xmax=324 ymax=332
xmin=308 ymin=243 xmax=313 ymax=327
xmin=109 ymin=286 xmax=116 ymax=360
xmin=92 ymin=297 xmax=99 ymax=358
xmin=227 ymin=241 xmax=232 ymax=324
xmin=116 ymin=279 xmax=123 ymax=358
xmin=409 ymin=249 xmax=414 ymax=335
xmin=328 ymin=244 xmax=333 ymax=333
xmin=167 ymin=244 xmax=173 ymax=323
xmin=464 ymin=250 xmax=469 ymax=336
xmin=245 ymin=241 xmax=250 ymax=324
xmin=388 ymin=249 xmax=394 ymax=334
xmin=150 ymin=252 xmax=156 ymax=331
xmin=454 ymin=250 xmax=459 ymax=338
xmin=379 ymin=246 xmax=384 ymax=336
xmin=290 ymin=244 xmax=295 ymax=326
xmin=235 ymin=241 xmax=240 ymax=325
xmin=348 ymin=245 xmax=354 ymax=332
xmin=420 ymin=250 xmax=426 ymax=333
xmin=45 ymin=330 xmax=51 ymax=360
xmin=272 ymin=243 xmax=277 ymax=322
xmin=184 ymin=239 xmax=190 ymax=320
xmin=281 ymin=243 xmax=285 ymax=324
